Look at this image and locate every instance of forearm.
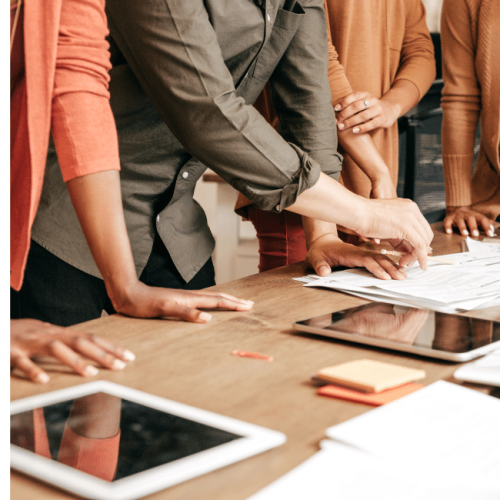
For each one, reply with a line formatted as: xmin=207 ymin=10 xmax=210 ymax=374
xmin=381 ymin=79 xmax=420 ymax=121
xmin=66 ymin=170 xmax=139 ymax=305
xmin=337 ymin=130 xmax=392 ymax=185
xmin=287 ymin=173 xmax=366 ymax=233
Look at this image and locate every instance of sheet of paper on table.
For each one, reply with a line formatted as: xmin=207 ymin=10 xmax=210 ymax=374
xmin=248 ymin=382 xmax=500 ymax=500
xmin=294 ymin=246 xmax=500 ymax=313
xmin=326 ymin=381 xmax=500 ymax=484
xmin=454 ymin=348 xmax=500 ymax=386
xmin=247 ymin=441 xmax=499 ymax=500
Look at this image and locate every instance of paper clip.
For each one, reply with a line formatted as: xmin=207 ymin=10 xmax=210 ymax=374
xmin=231 ymin=350 xmax=274 ymax=362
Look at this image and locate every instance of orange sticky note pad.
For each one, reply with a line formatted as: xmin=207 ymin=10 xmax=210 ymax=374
xmin=318 ymin=382 xmax=424 ymax=406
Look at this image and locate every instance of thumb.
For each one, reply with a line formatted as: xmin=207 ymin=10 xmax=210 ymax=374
xmin=311 ymin=256 xmax=332 ymax=277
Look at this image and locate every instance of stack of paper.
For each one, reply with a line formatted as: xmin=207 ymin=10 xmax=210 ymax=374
xmin=248 ymin=382 xmax=500 ymax=500
xmin=295 ymin=241 xmax=500 ymax=313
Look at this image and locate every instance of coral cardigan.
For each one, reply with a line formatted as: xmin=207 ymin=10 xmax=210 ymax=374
xmin=10 ymin=0 xmax=120 ymax=290
xmin=441 ymin=0 xmax=500 ymax=220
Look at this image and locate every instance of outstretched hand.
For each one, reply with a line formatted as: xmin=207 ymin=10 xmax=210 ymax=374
xmin=11 ymin=319 xmax=136 ymax=384
xmin=305 ymin=233 xmax=407 ymax=280
xmin=109 ymin=282 xmax=254 ymax=323
xmin=443 ymin=206 xmax=495 ymax=238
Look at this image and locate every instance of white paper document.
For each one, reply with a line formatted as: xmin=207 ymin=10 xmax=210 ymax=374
xmin=247 ymin=440 xmax=500 ymax=500
xmin=249 ymin=382 xmax=500 ymax=500
xmin=326 ymin=381 xmax=500 ymax=483
xmin=454 ymin=349 xmax=500 ymax=387
xmin=295 ymin=249 xmax=500 ymax=313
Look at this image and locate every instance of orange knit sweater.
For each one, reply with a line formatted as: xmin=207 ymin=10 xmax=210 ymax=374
xmin=325 ymin=0 xmax=435 ymax=198
xmin=441 ymin=0 xmax=500 ymax=220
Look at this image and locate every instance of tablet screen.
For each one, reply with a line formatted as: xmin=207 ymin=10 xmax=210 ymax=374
xmin=295 ymin=303 xmax=500 ymax=354
xmin=10 ymin=391 xmax=243 ymax=482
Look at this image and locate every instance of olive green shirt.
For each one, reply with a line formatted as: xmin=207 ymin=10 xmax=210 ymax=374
xmin=32 ymin=0 xmax=342 ymax=283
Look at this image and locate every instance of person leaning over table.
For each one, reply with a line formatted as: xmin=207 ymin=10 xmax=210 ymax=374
xmin=236 ymin=0 xmax=436 ymax=274
xmin=10 ymin=0 xmax=254 ymax=383
xmin=18 ymin=0 xmax=434 ymax=329
xmin=440 ymin=0 xmax=500 ymax=237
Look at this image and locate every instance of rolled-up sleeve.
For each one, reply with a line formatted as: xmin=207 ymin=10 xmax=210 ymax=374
xmin=105 ymin=0 xmax=325 ymax=212
xmin=51 ymin=0 xmax=120 ymax=182
xmin=269 ymin=0 xmax=343 ymax=182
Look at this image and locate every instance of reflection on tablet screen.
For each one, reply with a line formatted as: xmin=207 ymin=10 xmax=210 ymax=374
xmin=298 ymin=303 xmax=499 ymax=354
xmin=10 ymin=392 xmax=243 ymax=482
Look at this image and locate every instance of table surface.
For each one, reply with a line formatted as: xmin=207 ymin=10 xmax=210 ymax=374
xmin=11 ymin=224 xmax=500 ymax=500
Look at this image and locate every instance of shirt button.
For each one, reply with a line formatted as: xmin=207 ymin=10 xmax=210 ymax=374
xmin=276 ymin=204 xmax=280 ymax=211
xmin=182 ymin=171 xmax=189 ymax=179
xmin=156 ymin=215 xmax=160 ymax=222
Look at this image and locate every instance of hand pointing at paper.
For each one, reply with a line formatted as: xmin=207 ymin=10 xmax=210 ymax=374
xmin=288 ymin=173 xmax=433 ymax=271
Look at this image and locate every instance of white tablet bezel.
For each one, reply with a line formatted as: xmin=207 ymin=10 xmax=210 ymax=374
xmin=11 ymin=381 xmax=286 ymax=500
xmin=293 ymin=308 xmax=500 ymax=362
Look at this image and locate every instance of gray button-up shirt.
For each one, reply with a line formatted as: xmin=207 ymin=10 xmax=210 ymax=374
xmin=32 ymin=0 xmax=342 ymax=283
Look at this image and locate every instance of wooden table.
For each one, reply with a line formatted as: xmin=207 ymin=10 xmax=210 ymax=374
xmin=11 ymin=224 xmax=500 ymax=500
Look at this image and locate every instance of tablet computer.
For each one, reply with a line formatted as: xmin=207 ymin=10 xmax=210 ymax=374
xmin=293 ymin=302 xmax=500 ymax=362
xmin=10 ymin=381 xmax=286 ymax=500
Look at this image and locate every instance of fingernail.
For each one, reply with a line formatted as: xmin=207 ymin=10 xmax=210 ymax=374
xmin=472 ymin=230 xmax=479 ymax=237
xmin=246 ymin=300 xmax=255 ymax=305
xmin=36 ymin=373 xmax=50 ymax=384
xmin=85 ymin=366 xmax=99 ymax=377
xmin=199 ymin=312 xmax=212 ymax=321
xmin=319 ymin=266 xmax=330 ymax=275
xmin=353 ymin=127 xmax=360 ymax=133
xmin=374 ymin=239 xmax=380 ymax=244
xmin=462 ymin=230 xmax=469 ymax=236
xmin=382 ymin=272 xmax=391 ymax=279
xmin=123 ymin=350 xmax=136 ymax=361
xmin=488 ymin=226 xmax=495 ymax=237
xmin=446 ymin=228 xmax=452 ymax=234
xmin=112 ymin=359 xmax=126 ymax=370
xmin=334 ymin=104 xmax=341 ymax=111
xmin=338 ymin=122 xmax=345 ymax=129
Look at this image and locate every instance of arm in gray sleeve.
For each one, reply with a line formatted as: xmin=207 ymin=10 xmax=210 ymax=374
xmin=269 ymin=0 xmax=342 ymax=180
xmin=105 ymin=0 xmax=322 ymax=212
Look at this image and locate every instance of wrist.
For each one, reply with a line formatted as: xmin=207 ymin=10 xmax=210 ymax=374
xmin=380 ymin=96 xmax=401 ymax=125
xmin=104 ymin=273 xmax=141 ymax=312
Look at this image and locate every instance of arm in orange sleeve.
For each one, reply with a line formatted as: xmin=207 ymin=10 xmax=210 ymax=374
xmin=439 ymin=0 xmax=493 ymax=236
xmin=394 ymin=0 xmax=436 ymax=100
xmin=323 ymin=0 xmax=395 ymax=199
xmin=324 ymin=0 xmax=352 ymax=106
xmin=51 ymin=0 xmax=120 ymax=182
xmin=440 ymin=0 xmax=480 ymax=208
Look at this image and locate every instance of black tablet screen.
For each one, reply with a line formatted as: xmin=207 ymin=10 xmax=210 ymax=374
xmin=10 ymin=392 xmax=242 ymax=482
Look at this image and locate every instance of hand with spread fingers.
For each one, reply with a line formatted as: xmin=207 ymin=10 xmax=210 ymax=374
xmin=443 ymin=206 xmax=496 ymax=238
xmin=10 ymin=319 xmax=136 ymax=384
xmin=335 ymin=91 xmax=399 ymax=134
xmin=305 ymin=233 xmax=407 ymax=281
xmin=110 ymin=284 xmax=254 ymax=323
